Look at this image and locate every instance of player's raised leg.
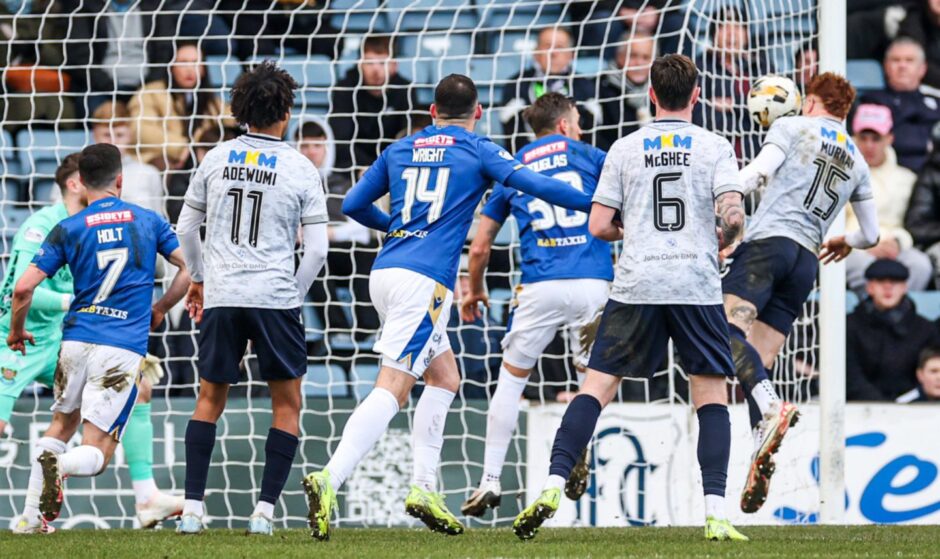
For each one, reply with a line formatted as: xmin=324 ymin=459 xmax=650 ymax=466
xmin=304 ymin=366 xmax=414 ymax=541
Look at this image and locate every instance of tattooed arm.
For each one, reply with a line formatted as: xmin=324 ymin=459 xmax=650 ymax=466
xmin=716 ymin=191 xmax=745 ymax=250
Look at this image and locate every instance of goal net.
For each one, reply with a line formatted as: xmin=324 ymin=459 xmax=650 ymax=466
xmin=0 ymin=0 xmax=829 ymax=530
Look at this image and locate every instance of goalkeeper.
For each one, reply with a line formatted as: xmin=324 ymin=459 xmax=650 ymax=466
xmin=4 ymin=154 xmax=183 ymax=533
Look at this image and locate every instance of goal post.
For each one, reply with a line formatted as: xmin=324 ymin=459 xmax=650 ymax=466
xmin=817 ymin=0 xmax=847 ymax=526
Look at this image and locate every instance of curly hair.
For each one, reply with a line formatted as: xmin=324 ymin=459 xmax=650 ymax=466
xmin=230 ymin=61 xmax=298 ymax=129
xmin=807 ymin=72 xmax=855 ymax=120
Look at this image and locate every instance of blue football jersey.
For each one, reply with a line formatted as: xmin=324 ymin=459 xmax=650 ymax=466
xmin=359 ymin=125 xmax=524 ymax=288
xmin=482 ymin=134 xmax=613 ymax=284
xmin=32 ymin=197 xmax=179 ymax=355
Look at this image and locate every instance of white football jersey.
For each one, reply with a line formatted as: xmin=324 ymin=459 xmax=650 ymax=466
xmin=746 ymin=116 xmax=874 ymax=253
xmin=594 ymin=119 xmax=742 ymax=305
xmin=185 ymin=133 xmax=328 ymax=309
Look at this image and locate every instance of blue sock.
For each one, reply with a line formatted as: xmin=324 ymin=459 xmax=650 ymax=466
xmin=728 ymin=324 xmax=767 ymax=428
xmin=184 ymin=420 xmax=217 ymax=501
xmin=548 ymin=394 xmax=602 ymax=479
xmin=260 ymin=428 xmax=299 ymax=505
xmin=696 ymin=404 xmax=730 ymax=497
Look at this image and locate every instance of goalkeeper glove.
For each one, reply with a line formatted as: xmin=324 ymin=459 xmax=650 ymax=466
xmin=140 ymin=353 xmax=164 ymax=384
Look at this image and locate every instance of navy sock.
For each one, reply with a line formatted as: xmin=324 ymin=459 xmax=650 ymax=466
xmin=696 ymin=404 xmax=731 ymax=497
xmin=260 ymin=428 xmax=299 ymax=505
xmin=728 ymin=324 xmax=768 ymax=428
xmin=548 ymin=394 xmax=602 ymax=479
xmin=184 ymin=420 xmax=217 ymax=501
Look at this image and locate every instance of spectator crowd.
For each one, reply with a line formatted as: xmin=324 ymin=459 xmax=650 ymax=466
xmin=1 ymin=0 xmax=939 ymax=404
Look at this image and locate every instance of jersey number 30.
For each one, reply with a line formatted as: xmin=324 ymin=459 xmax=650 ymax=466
xmin=527 ymin=171 xmax=587 ymax=231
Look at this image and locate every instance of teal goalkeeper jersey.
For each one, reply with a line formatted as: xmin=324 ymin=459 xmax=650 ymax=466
xmin=0 ymin=204 xmax=73 ymax=337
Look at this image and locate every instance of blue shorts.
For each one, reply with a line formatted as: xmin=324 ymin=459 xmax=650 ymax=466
xmin=722 ymin=237 xmax=817 ymax=336
xmin=587 ymin=300 xmax=734 ymax=378
xmin=198 ymin=307 xmax=306 ymax=384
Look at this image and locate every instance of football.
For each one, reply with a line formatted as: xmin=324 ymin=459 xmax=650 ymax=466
xmin=747 ymin=75 xmax=803 ymax=128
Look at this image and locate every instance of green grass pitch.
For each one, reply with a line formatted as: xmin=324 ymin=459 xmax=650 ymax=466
xmin=2 ymin=525 xmax=939 ymax=558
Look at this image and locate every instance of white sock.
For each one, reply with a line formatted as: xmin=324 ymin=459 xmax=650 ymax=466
xmin=326 ymin=387 xmax=400 ymax=492
xmin=750 ymin=379 xmax=781 ymax=416
xmin=412 ymin=385 xmax=457 ymax=492
xmin=483 ymin=368 xmax=528 ymax=482
xmin=705 ymin=494 xmax=726 ymax=520
xmin=183 ymin=499 xmax=205 ymax=517
xmin=133 ymin=478 xmax=158 ymax=505
xmin=253 ymin=500 xmax=275 ymax=520
xmin=545 ymin=474 xmax=566 ymax=492
xmin=23 ymin=437 xmax=67 ymax=518
xmin=58 ymin=445 xmax=105 ymax=477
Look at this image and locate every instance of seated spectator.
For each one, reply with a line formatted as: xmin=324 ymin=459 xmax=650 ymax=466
xmin=0 ymin=0 xmax=76 ymax=133
xmin=896 ymin=347 xmax=940 ymax=402
xmin=793 ymin=39 xmax=818 ymax=90
xmin=500 ymin=27 xmax=599 ymax=152
xmin=846 ymin=104 xmax=932 ymax=291
xmin=60 ymin=0 xmax=174 ymax=115
xmin=847 ymin=259 xmax=940 ymax=401
xmin=863 ymin=38 xmax=940 ymax=172
xmin=692 ymin=8 xmax=766 ymax=161
xmin=898 ymin=0 xmax=940 ymax=89
xmin=297 ymin=118 xmax=380 ymax=339
xmin=597 ymin=31 xmax=655 ymax=150
xmin=85 ymin=101 xmax=165 ymax=215
xmin=128 ymin=41 xmax=231 ymax=171
xmin=329 ymin=35 xmax=417 ymax=178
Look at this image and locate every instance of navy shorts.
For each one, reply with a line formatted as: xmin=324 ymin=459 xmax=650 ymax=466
xmin=721 ymin=237 xmax=817 ymax=336
xmin=587 ymin=300 xmax=734 ymax=379
xmin=198 ymin=307 xmax=306 ymax=384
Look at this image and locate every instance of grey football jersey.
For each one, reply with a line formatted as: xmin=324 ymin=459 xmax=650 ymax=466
xmin=745 ymin=116 xmax=874 ymax=253
xmin=593 ymin=120 xmax=741 ymax=305
xmin=185 ymin=133 xmax=328 ymax=309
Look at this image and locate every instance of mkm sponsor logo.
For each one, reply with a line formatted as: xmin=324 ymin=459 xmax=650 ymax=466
xmin=228 ymin=150 xmax=278 ymax=168
xmin=643 ymin=134 xmax=692 ymax=151
xmin=820 ymin=127 xmax=856 ymax=154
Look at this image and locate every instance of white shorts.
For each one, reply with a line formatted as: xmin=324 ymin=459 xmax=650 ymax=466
xmin=52 ymin=341 xmax=142 ymax=441
xmin=502 ymin=278 xmax=609 ymax=370
xmin=370 ymin=268 xmax=454 ymax=378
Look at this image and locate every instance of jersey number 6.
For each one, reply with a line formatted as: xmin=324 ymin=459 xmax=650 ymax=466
xmin=653 ymin=172 xmax=686 ymax=232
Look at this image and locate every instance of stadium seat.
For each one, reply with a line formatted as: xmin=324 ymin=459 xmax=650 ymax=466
xmin=847 ymin=59 xmax=885 ymax=92
xmin=478 ymin=0 xmax=568 ymax=29
xmin=1 ymin=129 xmax=19 ymax=200
xmin=573 ymin=57 xmax=604 ymax=77
xmin=350 ymin=364 xmax=380 ymax=400
xmin=487 ymin=288 xmax=514 ymax=325
xmin=262 ymin=55 xmax=334 ymax=108
xmin=489 ymin=32 xmax=537 ymax=56
xmin=386 ymin=0 xmax=478 ymax=31
xmin=206 ymin=55 xmax=244 ymax=103
xmin=16 ymin=129 xmax=92 ymax=201
xmin=329 ymin=0 xmax=389 ymax=32
xmin=304 ymin=363 xmax=350 ymax=398
xmin=477 ymin=107 xmax=503 ymax=140
xmin=910 ymin=291 xmax=940 ymax=321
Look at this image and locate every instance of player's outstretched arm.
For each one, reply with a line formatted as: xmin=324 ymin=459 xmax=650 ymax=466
xmin=151 ymin=249 xmax=191 ymax=331
xmin=7 ymin=244 xmax=70 ymax=312
xmin=7 ymin=265 xmax=48 ymax=354
xmin=505 ymin=167 xmax=593 ymax=212
xmin=820 ymin=198 xmax=881 ymax=264
xmin=342 ymin=156 xmax=392 ymax=231
xmin=462 ymin=215 xmax=501 ymax=322
xmin=295 ymin=222 xmax=329 ymax=297
xmin=739 ymin=144 xmax=786 ymax=195
xmin=716 ymin=191 xmax=745 ymax=250
xmin=588 ymin=203 xmax=624 ymax=242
